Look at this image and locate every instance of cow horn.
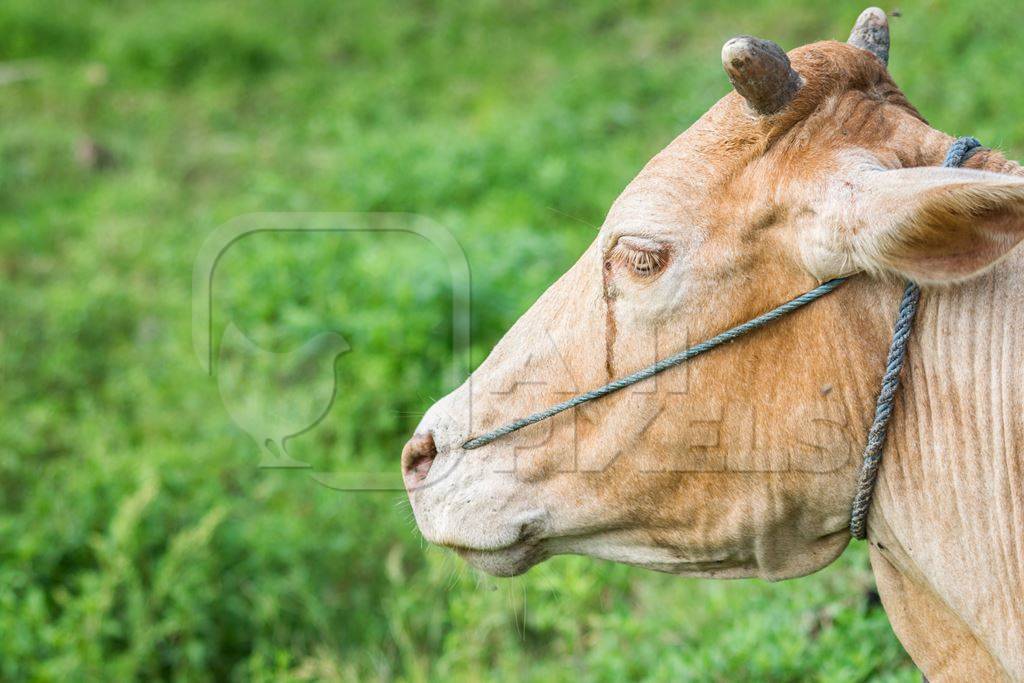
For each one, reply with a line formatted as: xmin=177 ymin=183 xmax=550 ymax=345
xmin=721 ymin=36 xmax=801 ymax=116
xmin=848 ymin=7 xmax=890 ymax=66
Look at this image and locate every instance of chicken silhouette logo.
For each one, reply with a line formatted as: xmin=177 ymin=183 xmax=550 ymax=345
xmin=217 ymin=322 xmax=350 ymax=468
xmin=193 ymin=213 xmax=471 ymax=490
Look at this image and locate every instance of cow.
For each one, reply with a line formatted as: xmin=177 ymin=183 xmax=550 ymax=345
xmin=401 ymin=8 xmax=1024 ymax=679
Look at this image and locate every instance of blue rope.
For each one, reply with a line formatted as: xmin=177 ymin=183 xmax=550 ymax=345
xmin=848 ymin=135 xmax=981 ymax=538
xmin=462 ymin=277 xmax=849 ymax=450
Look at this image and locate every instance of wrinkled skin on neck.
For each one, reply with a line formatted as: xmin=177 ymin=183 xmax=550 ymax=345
xmin=864 ymin=253 xmax=1024 ymax=678
xmin=406 ymin=40 xmax=1024 ymax=678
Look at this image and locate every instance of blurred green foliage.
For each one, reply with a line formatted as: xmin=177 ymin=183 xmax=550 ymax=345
xmin=2 ymin=0 xmax=1022 ymax=680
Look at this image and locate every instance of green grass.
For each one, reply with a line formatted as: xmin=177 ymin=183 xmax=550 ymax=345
xmin=3 ymin=0 xmax=1023 ymax=680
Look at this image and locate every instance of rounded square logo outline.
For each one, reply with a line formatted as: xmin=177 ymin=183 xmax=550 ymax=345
xmin=192 ymin=213 xmax=471 ymax=491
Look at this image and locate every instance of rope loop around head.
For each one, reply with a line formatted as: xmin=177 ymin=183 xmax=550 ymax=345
xmin=848 ymin=135 xmax=982 ymax=539
xmin=847 ymin=281 xmax=920 ymax=539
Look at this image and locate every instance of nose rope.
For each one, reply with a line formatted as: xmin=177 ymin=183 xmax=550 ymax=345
xmin=461 ymin=136 xmax=981 ymax=543
xmin=462 ymin=277 xmax=850 ymax=450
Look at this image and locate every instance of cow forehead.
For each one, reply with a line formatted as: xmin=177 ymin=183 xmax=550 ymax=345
xmin=602 ymin=40 xmax=915 ymax=239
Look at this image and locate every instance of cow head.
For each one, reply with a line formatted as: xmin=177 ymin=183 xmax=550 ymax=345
xmin=402 ymin=8 xmax=1024 ymax=578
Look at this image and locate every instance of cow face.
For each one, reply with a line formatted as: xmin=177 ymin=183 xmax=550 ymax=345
xmin=402 ymin=9 xmax=1024 ymax=578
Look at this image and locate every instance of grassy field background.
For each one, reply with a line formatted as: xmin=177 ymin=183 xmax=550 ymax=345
xmin=3 ymin=0 xmax=1023 ymax=680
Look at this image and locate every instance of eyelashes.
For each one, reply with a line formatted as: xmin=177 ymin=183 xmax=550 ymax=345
xmin=606 ymin=240 xmax=670 ymax=280
xmin=627 ymin=249 xmax=664 ymax=277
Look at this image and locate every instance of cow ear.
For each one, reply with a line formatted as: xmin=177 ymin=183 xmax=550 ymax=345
xmin=850 ymin=166 xmax=1024 ymax=283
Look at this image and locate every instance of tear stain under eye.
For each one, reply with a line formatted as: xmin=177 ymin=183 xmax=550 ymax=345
xmin=602 ymin=258 xmax=617 ymax=380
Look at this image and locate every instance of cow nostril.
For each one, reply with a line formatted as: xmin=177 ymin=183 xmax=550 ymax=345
xmin=402 ymin=432 xmax=437 ymax=488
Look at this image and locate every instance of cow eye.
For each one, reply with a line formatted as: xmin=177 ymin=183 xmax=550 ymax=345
xmin=608 ymin=237 xmax=669 ymax=280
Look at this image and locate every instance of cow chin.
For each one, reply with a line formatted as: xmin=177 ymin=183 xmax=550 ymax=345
xmin=453 ymin=543 xmax=548 ymax=577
